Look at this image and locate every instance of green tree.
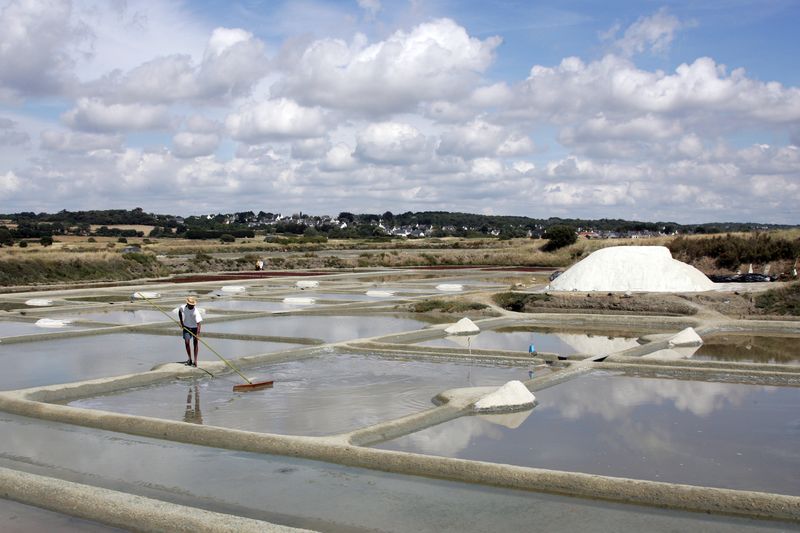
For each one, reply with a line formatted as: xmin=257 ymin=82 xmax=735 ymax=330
xmin=0 ymin=227 xmax=12 ymax=246
xmin=542 ymin=225 xmax=577 ymax=251
xmin=40 ymin=235 xmax=54 ymax=247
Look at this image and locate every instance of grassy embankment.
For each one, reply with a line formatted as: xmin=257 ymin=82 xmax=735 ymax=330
xmin=0 ymin=249 xmax=166 ymax=286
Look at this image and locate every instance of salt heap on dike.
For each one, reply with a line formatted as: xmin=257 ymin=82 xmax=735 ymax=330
xmin=549 ymin=246 xmax=714 ymax=293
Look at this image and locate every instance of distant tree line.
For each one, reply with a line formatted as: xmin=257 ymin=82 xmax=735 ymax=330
xmin=0 ymin=208 xmax=796 ymax=244
xmin=668 ymin=233 xmax=800 ymax=269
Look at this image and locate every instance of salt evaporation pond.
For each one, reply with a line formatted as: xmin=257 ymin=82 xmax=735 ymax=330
xmin=377 ymin=372 xmax=800 ymax=495
xmin=49 ymin=309 xmax=177 ymax=324
xmin=417 ymin=327 xmax=644 ymax=355
xmin=208 ymin=314 xmax=441 ymax=343
xmin=67 ymin=352 xmax=530 ymax=436
xmin=0 ymin=333 xmax=300 ymax=390
xmin=0 ymin=320 xmax=91 ymax=338
xmin=693 ymin=334 xmax=800 ymax=365
xmin=203 ymin=299 xmax=300 ymax=312
xmin=0 ymin=498 xmax=119 ymax=532
xmin=2 ymin=414 xmax=761 ymax=533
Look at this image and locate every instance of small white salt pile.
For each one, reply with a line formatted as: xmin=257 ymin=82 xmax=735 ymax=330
xmin=131 ymin=291 xmax=160 ymax=300
xmin=667 ymin=327 xmax=703 ymax=347
xmin=35 ymin=318 xmax=73 ymax=328
xmin=474 ymin=380 xmax=536 ymax=413
xmin=220 ymin=285 xmax=246 ymax=293
xmin=283 ymin=297 xmax=315 ymax=305
xmin=436 ymin=284 xmax=463 ymax=292
xmin=548 ymin=246 xmax=714 ymax=293
xmin=444 ymin=317 xmax=480 ymax=335
xmin=296 ymin=280 xmax=319 ymax=289
xmin=641 ymin=326 xmax=703 ymax=360
xmin=25 ymin=299 xmax=53 ymax=307
xmin=366 ymin=290 xmax=395 ymax=297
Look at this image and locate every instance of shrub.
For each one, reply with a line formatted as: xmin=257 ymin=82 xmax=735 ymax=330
xmin=755 ymin=283 xmax=800 ymax=316
xmin=492 ymin=292 xmax=529 ymax=312
xmin=220 ymin=234 xmax=235 ymax=243
xmin=18 ymin=240 xmax=28 ymax=248
xmin=87 ymin=237 xmax=96 ymax=243
xmin=39 ymin=235 xmax=54 ymax=247
xmin=117 ymin=237 xmax=128 ymax=243
xmin=0 ymin=227 xmax=12 ymax=246
xmin=542 ymin=225 xmax=577 ymax=252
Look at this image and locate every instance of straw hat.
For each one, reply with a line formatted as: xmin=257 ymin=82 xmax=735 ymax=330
xmin=186 ymin=296 xmax=197 ymax=305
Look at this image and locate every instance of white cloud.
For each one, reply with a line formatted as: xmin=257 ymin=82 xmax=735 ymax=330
xmin=354 ymin=121 xmax=428 ymax=164
xmin=171 ymin=132 xmax=220 ymax=158
xmin=515 ymin=55 xmax=800 ymax=127
xmin=291 ymin=137 xmax=330 ymax=160
xmin=607 ymin=8 xmax=685 ymax=57
xmin=40 ymin=129 xmax=122 ymax=153
xmin=0 ymin=0 xmax=85 ymax=101
xmin=0 ymin=117 xmax=30 ymax=146
xmin=86 ymin=27 xmax=268 ymax=105
xmin=62 ymin=98 xmax=171 ymax=132
xmin=357 ymin=0 xmax=381 ymax=18
xmin=226 ymin=98 xmax=328 ymax=142
xmin=323 ymin=143 xmax=357 ymax=170
xmin=437 ymin=119 xmax=534 ymax=158
xmin=0 ymin=170 xmax=21 ymax=193
xmin=274 ymin=18 xmax=501 ymax=114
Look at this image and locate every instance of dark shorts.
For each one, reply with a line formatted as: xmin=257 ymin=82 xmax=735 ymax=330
xmin=182 ymin=327 xmax=198 ymax=342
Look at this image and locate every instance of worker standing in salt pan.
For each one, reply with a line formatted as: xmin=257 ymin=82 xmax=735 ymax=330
xmin=179 ymin=297 xmax=202 ymax=366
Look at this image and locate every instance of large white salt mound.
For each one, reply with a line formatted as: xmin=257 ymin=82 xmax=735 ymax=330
xmin=474 ymin=380 xmax=535 ymax=412
xmin=296 ymin=280 xmax=319 ymax=289
xmin=668 ymin=327 xmax=703 ymax=347
xmin=549 ymin=246 xmax=714 ymax=293
xmin=436 ymin=284 xmax=463 ymax=292
xmin=445 ymin=317 xmax=480 ymax=335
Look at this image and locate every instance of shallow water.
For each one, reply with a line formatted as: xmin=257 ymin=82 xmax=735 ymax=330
xmin=0 ymin=320 xmax=90 ymax=338
xmin=693 ymin=334 xmax=800 ymax=365
xmin=50 ymin=309 xmax=176 ymax=324
xmin=0 ymin=499 xmax=122 ymax=532
xmin=418 ymin=327 xmax=643 ymax=355
xmin=209 ymin=314 xmax=440 ymax=343
xmin=67 ymin=352 xmax=530 ymax=435
xmin=0 ymin=413 xmax=775 ymax=533
xmin=203 ymin=299 xmax=300 ymax=312
xmin=0 ymin=333 xmax=298 ymax=390
xmin=377 ymin=372 xmax=800 ymax=495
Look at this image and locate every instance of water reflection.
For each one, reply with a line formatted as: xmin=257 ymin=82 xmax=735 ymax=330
xmin=183 ymin=382 xmax=204 ymax=424
xmin=69 ymin=353 xmax=527 ymax=436
xmin=695 ymin=334 xmax=800 ymax=365
xmin=378 ymin=373 xmax=800 ymax=494
xmin=422 ymin=328 xmax=642 ymax=355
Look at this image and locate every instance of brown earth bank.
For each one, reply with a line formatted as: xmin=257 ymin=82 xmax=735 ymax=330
xmin=486 ymin=284 xmax=800 ymax=320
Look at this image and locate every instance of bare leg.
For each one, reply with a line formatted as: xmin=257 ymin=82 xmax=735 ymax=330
xmin=184 ymin=338 xmax=192 ymax=361
xmin=193 ymin=337 xmax=200 ymax=365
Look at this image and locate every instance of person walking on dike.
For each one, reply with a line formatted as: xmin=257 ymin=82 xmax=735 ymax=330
xmin=179 ymin=297 xmax=202 ymax=366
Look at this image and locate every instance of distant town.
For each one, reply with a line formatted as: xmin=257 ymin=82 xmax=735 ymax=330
xmin=0 ymin=208 xmax=794 ymax=243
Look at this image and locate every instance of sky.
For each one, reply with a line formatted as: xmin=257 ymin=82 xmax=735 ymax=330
xmin=0 ymin=0 xmax=799 ymax=223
